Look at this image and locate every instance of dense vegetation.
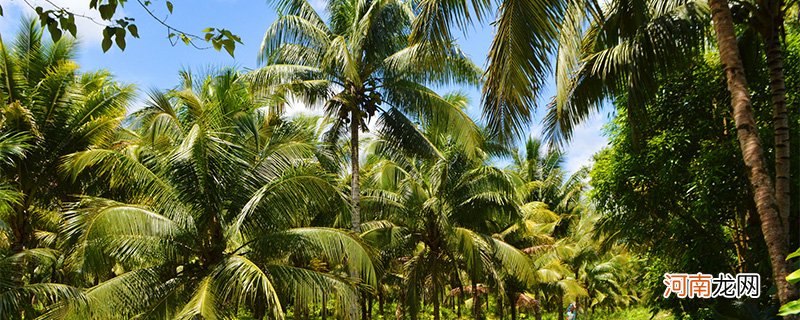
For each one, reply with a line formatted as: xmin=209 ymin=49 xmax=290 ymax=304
xmin=2 ymin=0 xmax=800 ymax=317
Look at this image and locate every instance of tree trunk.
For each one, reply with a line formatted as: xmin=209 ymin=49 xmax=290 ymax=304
xmin=457 ymin=285 xmax=462 ymax=318
xmin=433 ymin=289 xmax=441 ymax=320
xmin=322 ymin=292 xmax=327 ymax=320
xmin=379 ymin=286 xmax=385 ymax=317
xmin=350 ymin=110 xmax=362 ymax=233
xmin=510 ymin=295 xmax=517 ymax=320
xmin=765 ymin=28 xmax=791 ymax=238
xmin=473 ymin=284 xmax=482 ymax=320
xmin=361 ymin=292 xmax=368 ymax=320
xmin=708 ymin=0 xmax=798 ymax=308
xmin=557 ymin=293 xmax=564 ymax=320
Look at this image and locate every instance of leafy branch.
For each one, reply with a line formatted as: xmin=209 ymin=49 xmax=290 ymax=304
xmin=6 ymin=0 xmax=241 ymax=56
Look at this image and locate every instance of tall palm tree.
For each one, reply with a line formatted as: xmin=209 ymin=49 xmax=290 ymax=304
xmin=47 ymin=70 xmax=378 ymax=319
xmin=708 ymin=0 xmax=797 ymax=306
xmin=731 ymin=0 xmax=795 ymax=236
xmin=359 ymin=104 xmax=535 ymax=320
xmin=249 ymin=0 xmax=482 ymax=233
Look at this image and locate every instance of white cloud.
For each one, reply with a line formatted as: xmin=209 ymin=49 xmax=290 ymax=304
xmin=0 ymin=0 xmax=118 ymax=46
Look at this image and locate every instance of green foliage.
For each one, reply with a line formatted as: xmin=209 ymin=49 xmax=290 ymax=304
xmin=3 ymin=0 xmax=241 ymax=56
xmin=589 ymin=29 xmax=800 ymax=318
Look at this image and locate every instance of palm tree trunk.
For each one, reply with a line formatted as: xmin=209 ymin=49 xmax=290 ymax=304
xmin=473 ymin=284 xmax=481 ymax=319
xmin=510 ymin=294 xmax=517 ymax=320
xmin=350 ymin=110 xmax=362 ymax=232
xmin=322 ymin=292 xmax=327 ymax=320
xmin=557 ymin=293 xmax=564 ymax=320
xmin=457 ymin=285 xmax=462 ymax=318
xmin=708 ymin=0 xmax=798 ymax=307
xmin=379 ymin=286 xmax=385 ymax=317
xmin=765 ymin=29 xmax=791 ymax=237
xmin=433 ymin=289 xmax=441 ymax=320
xmin=361 ymin=292 xmax=369 ymax=320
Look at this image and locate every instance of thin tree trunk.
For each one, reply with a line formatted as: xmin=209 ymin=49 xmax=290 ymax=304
xmin=457 ymin=285 xmax=462 ymax=318
xmin=361 ymin=292 xmax=368 ymax=320
xmin=322 ymin=292 xmax=327 ymax=320
xmin=708 ymin=0 xmax=798 ymax=308
xmin=368 ymin=295 xmax=373 ymax=319
xmin=473 ymin=283 xmax=480 ymax=319
xmin=433 ymin=288 xmax=441 ymax=320
xmin=350 ymin=110 xmax=362 ymax=233
xmin=557 ymin=293 xmax=564 ymax=320
xmin=766 ymin=29 xmax=791 ymax=237
xmin=510 ymin=294 xmax=517 ymax=320
xmin=379 ymin=286 xmax=385 ymax=317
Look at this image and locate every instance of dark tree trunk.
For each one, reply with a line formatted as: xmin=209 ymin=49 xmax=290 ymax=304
xmin=510 ymin=295 xmax=517 ymax=320
xmin=361 ymin=292 xmax=368 ymax=320
xmin=433 ymin=289 xmax=441 ymax=320
xmin=557 ymin=293 xmax=564 ymax=320
xmin=708 ymin=0 xmax=798 ymax=308
xmin=457 ymin=285 xmax=462 ymax=318
xmin=472 ymin=283 xmax=483 ymax=319
xmin=379 ymin=286 xmax=385 ymax=317
xmin=322 ymin=292 xmax=327 ymax=320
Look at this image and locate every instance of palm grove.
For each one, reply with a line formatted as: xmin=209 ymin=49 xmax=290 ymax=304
xmin=1 ymin=0 xmax=800 ymax=318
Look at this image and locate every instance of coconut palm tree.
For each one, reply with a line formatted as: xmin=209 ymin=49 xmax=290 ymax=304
xmin=45 ymin=70 xmax=378 ymax=319
xmin=249 ymin=0 xmax=481 ymax=233
xmin=0 ymin=19 xmax=134 ymax=254
xmin=0 ymin=20 xmax=133 ymax=318
xmin=709 ymin=0 xmax=797 ymax=305
xmin=359 ymin=102 xmax=535 ymax=320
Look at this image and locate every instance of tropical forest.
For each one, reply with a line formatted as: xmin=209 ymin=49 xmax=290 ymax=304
xmin=0 ymin=0 xmax=800 ymax=319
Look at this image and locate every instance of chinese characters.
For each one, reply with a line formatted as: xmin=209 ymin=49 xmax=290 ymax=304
xmin=663 ymin=273 xmax=760 ymax=299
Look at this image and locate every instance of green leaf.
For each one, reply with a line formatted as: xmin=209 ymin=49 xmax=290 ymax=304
xmin=223 ymin=40 xmax=235 ymax=57
xmin=0 ymin=5 xmax=4 ymax=16
xmin=98 ymin=4 xmax=115 ymax=20
xmin=202 ymin=27 xmax=215 ymax=33
xmin=779 ymin=299 xmax=800 ymax=316
xmin=787 ymin=268 xmax=800 ymax=284
xmin=47 ymin=20 xmax=62 ymax=42
xmin=115 ymin=28 xmax=127 ymax=50
xmin=166 ymin=1 xmax=174 ymax=13
xmin=787 ymin=247 xmax=800 ymax=260
xmin=128 ymin=24 xmax=139 ymax=38
xmin=102 ymin=37 xmax=112 ymax=52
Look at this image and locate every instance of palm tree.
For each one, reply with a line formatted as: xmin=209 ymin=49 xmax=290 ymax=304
xmin=359 ymin=104 xmax=535 ymax=320
xmin=729 ymin=0 xmax=795 ymax=236
xmin=249 ymin=0 xmax=481 ymax=233
xmin=0 ymin=19 xmax=134 ymax=254
xmin=708 ymin=0 xmax=797 ymax=306
xmin=0 ymin=20 xmax=132 ymax=317
xmin=47 ymin=70 xmax=378 ymax=319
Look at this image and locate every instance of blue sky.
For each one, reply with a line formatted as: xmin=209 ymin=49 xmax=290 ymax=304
xmin=0 ymin=0 xmax=611 ymax=173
